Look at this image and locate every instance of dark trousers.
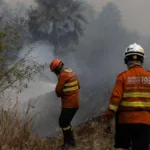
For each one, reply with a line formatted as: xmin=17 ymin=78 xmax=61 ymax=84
xmin=59 ymin=108 xmax=78 ymax=145
xmin=59 ymin=108 xmax=78 ymax=128
xmin=115 ymin=123 xmax=149 ymax=150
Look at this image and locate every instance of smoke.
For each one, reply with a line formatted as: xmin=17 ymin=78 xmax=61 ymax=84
xmin=18 ymin=41 xmax=57 ymax=98
xmin=2 ymin=0 xmax=150 ymax=138
xmin=86 ymin=0 xmax=150 ymax=37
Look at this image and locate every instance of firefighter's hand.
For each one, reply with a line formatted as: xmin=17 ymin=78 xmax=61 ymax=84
xmin=102 ymin=109 xmax=114 ymax=121
xmin=102 ymin=110 xmax=114 ymax=134
xmin=102 ymin=119 xmax=113 ymax=134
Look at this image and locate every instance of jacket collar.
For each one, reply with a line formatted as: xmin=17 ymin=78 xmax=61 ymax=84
xmin=128 ymin=64 xmax=142 ymax=69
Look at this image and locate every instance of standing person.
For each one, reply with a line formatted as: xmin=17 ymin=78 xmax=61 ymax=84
xmin=103 ymin=43 xmax=150 ymax=150
xmin=49 ymin=58 xmax=80 ymax=150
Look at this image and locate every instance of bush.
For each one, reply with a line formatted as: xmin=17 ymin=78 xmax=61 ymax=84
xmin=0 ymin=25 xmax=46 ymax=93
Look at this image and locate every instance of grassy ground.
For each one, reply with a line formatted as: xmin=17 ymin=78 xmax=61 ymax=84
xmin=0 ymin=100 xmax=115 ymax=150
xmin=48 ymin=116 xmax=115 ymax=150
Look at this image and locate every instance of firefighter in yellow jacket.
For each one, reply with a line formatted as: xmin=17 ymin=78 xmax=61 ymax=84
xmin=50 ymin=59 xmax=80 ymax=150
xmin=103 ymin=43 xmax=150 ymax=150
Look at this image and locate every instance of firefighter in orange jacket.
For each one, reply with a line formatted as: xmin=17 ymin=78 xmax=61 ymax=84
xmin=50 ymin=59 xmax=80 ymax=150
xmin=103 ymin=43 xmax=150 ymax=150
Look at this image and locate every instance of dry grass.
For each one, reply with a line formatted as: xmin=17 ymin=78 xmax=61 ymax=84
xmin=48 ymin=116 xmax=115 ymax=150
xmin=0 ymin=99 xmax=115 ymax=150
xmin=74 ymin=119 xmax=114 ymax=150
xmin=0 ymin=99 xmax=53 ymax=150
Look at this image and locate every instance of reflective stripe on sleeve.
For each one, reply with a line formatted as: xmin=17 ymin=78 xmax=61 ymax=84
xmin=109 ymin=104 xmax=118 ymax=112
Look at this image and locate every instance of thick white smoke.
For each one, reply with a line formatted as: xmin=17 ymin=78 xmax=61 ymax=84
xmin=2 ymin=0 xmax=150 ymax=138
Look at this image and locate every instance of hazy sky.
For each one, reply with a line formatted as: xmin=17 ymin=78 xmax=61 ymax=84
xmin=86 ymin=0 xmax=150 ymax=36
xmin=4 ymin=0 xmax=150 ymax=36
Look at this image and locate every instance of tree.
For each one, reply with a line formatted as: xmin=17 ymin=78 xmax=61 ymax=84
xmin=95 ymin=2 xmax=140 ymax=55
xmin=74 ymin=2 xmax=140 ymax=73
xmin=0 ymin=24 xmax=45 ymax=93
xmin=97 ymin=2 xmax=121 ymax=38
xmin=0 ymin=2 xmax=32 ymax=61
xmin=27 ymin=0 xmax=87 ymax=54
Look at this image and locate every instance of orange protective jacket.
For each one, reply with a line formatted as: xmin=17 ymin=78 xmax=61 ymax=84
xmin=55 ymin=68 xmax=80 ymax=108
xmin=107 ymin=65 xmax=150 ymax=124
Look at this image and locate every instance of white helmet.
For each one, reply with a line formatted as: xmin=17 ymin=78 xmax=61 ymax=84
xmin=125 ymin=43 xmax=145 ymax=57
xmin=124 ymin=43 xmax=145 ymax=64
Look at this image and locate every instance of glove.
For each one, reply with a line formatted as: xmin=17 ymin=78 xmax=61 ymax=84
xmin=103 ymin=109 xmax=114 ymax=121
xmin=102 ymin=109 xmax=115 ymax=134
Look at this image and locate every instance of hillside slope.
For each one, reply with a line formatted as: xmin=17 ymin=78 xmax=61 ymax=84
xmin=0 ymin=99 xmax=116 ymax=150
xmin=48 ymin=116 xmax=115 ymax=150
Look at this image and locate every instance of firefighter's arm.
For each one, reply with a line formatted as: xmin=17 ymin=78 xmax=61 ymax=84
xmin=103 ymin=74 xmax=123 ymax=121
xmin=55 ymin=73 xmax=67 ymax=97
xmin=108 ymin=74 xmax=124 ymax=113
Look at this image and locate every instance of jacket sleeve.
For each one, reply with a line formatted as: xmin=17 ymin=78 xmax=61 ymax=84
xmin=108 ymin=74 xmax=124 ymax=112
xmin=55 ymin=73 xmax=67 ymax=97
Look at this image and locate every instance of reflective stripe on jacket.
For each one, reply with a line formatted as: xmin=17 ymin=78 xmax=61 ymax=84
xmin=63 ymin=80 xmax=79 ymax=92
xmin=55 ymin=68 xmax=80 ymax=108
xmin=120 ymin=92 xmax=150 ymax=111
xmin=108 ymin=65 xmax=150 ymax=124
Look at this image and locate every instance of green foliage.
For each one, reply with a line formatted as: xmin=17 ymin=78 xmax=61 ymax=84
xmin=0 ymin=25 xmax=46 ymax=93
xmin=0 ymin=27 xmax=20 ymax=53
